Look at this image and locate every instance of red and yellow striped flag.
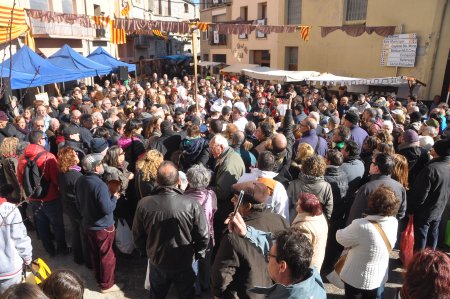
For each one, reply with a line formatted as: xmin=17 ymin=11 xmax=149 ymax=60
xmin=152 ymin=29 xmax=168 ymax=41
xmin=121 ymin=0 xmax=130 ymax=17
xmin=111 ymin=19 xmax=126 ymax=44
xmin=197 ymin=22 xmax=208 ymax=32
xmin=0 ymin=5 xmax=29 ymax=44
xmin=298 ymin=25 xmax=311 ymax=42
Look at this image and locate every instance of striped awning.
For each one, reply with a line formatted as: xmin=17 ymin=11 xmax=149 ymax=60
xmin=0 ymin=5 xmax=29 ymax=44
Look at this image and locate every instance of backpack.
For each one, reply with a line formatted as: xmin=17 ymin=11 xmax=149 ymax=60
xmin=22 ymin=151 xmax=50 ymax=199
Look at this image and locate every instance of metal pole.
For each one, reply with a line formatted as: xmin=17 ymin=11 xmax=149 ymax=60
xmin=192 ymin=28 xmax=199 ymax=112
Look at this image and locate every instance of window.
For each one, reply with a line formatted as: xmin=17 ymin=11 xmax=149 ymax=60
xmin=239 ymin=6 xmax=248 ymax=39
xmin=212 ymin=54 xmax=226 ymax=63
xmin=202 ymin=30 xmax=209 ymax=41
xmin=61 ymin=0 xmax=74 ymax=14
xmin=286 ymin=0 xmax=301 ymax=25
xmin=184 ymin=3 xmax=189 ymax=13
xmin=252 ymin=50 xmax=270 ymax=67
xmin=158 ymin=0 xmax=162 ymax=15
xmin=30 ymin=0 xmax=50 ymax=11
xmin=211 ymin=15 xmax=227 ymax=45
xmin=285 ymin=47 xmax=298 ymax=70
xmin=168 ymin=0 xmax=171 ymax=16
xmin=203 ymin=54 xmax=209 ymax=61
xmin=345 ymin=0 xmax=368 ymax=21
xmin=256 ymin=2 xmax=267 ymax=38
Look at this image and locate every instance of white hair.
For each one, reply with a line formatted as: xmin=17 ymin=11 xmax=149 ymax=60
xmin=309 ymin=111 xmax=320 ymax=123
xmin=211 ymin=134 xmax=229 ymax=149
xmin=382 ymin=120 xmax=394 ymax=133
xmin=92 ymin=111 xmax=103 ymax=121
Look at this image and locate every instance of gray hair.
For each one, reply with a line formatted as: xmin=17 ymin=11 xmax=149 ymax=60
xmin=186 ymin=164 xmax=211 ymax=189
xmin=211 ymin=134 xmax=229 ymax=149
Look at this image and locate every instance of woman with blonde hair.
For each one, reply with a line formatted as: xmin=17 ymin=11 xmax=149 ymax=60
xmin=290 ymin=143 xmax=315 ymax=179
xmin=391 ymin=154 xmax=409 ymax=191
xmin=0 ymin=137 xmax=22 ymax=207
xmin=135 ymin=149 xmax=164 ymax=199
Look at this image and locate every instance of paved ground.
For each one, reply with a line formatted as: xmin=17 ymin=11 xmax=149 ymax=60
xmin=30 ymin=223 xmax=407 ymax=299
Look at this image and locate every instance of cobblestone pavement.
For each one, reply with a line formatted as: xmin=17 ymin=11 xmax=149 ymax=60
xmin=31 ymin=225 xmax=408 ymax=299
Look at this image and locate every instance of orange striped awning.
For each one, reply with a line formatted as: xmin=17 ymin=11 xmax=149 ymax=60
xmin=0 ymin=5 xmax=29 ymax=44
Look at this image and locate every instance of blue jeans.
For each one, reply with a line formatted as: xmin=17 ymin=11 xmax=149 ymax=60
xmin=193 ymin=240 xmax=213 ymax=293
xmin=149 ymin=265 xmax=195 ymax=299
xmin=31 ymin=199 xmax=67 ymax=256
xmin=414 ymin=218 xmax=440 ymax=251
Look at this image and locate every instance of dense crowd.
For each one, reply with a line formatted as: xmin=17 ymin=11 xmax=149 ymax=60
xmin=0 ymin=73 xmax=450 ymax=299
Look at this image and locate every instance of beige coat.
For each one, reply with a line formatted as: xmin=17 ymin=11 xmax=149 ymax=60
xmin=291 ymin=212 xmax=328 ymax=271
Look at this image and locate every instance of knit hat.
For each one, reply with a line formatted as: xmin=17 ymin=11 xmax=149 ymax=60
xmin=233 ymin=102 xmax=247 ymax=115
xmin=0 ymin=111 xmax=8 ymax=121
xmin=224 ymin=90 xmax=233 ymax=100
xmin=231 ymin=181 xmax=269 ymax=204
xmin=403 ymin=129 xmax=419 ymax=143
xmin=344 ymin=111 xmax=360 ymax=125
xmin=433 ymin=139 xmax=450 ymax=157
xmin=90 ymin=138 xmax=108 ymax=154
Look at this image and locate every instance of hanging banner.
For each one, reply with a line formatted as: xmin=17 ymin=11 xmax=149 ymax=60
xmin=213 ymin=30 xmax=219 ymax=44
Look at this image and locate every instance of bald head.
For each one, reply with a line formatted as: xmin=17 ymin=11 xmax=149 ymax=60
xmin=156 ymin=161 xmax=179 ymax=187
xmin=272 ymin=133 xmax=287 ymax=153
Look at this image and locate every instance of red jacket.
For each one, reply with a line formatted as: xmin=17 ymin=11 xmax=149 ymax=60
xmin=16 ymin=144 xmax=60 ymax=202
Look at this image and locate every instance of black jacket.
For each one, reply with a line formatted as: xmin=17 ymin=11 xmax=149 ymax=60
xmin=0 ymin=123 xmax=24 ymax=143
xmin=151 ymin=132 xmax=182 ymax=161
xmin=211 ymin=209 xmax=289 ymax=299
xmin=324 ymin=165 xmax=349 ymax=221
xmin=58 ymin=170 xmax=83 ymax=220
xmin=410 ymin=156 xmax=450 ymax=221
xmin=397 ymin=144 xmax=430 ymax=186
xmin=132 ymin=187 xmax=209 ymax=271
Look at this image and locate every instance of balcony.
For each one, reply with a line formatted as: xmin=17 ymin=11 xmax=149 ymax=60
xmin=30 ymin=19 xmax=95 ymax=39
xmin=201 ymin=0 xmax=232 ymax=10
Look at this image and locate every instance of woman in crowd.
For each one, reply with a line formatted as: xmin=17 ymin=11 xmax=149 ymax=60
xmin=185 ymin=164 xmax=217 ymax=294
xmin=397 ymin=248 xmax=450 ymax=299
xmin=289 ymin=142 xmax=315 ymax=179
xmin=135 ymin=149 xmax=164 ymax=199
xmin=291 ymin=192 xmax=328 ymax=271
xmin=57 ymin=147 xmax=87 ymax=266
xmin=118 ymin=118 xmax=145 ymax=172
xmin=13 ymin=116 xmax=28 ymax=138
xmin=1 ymin=283 xmax=48 ymax=299
xmin=0 ymin=137 xmax=21 ymax=205
xmin=40 ymin=270 xmax=84 ymax=299
xmin=337 ymin=185 xmax=399 ymax=299
xmin=288 ymin=155 xmax=333 ymax=221
xmin=360 ymin=136 xmax=381 ymax=177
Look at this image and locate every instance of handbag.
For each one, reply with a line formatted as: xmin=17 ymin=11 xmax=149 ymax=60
xmin=326 ymin=220 xmax=392 ymax=289
xmin=115 ymin=218 xmax=135 ymax=254
xmin=23 ymin=258 xmax=52 ymax=285
xmin=400 ymin=215 xmax=414 ymax=267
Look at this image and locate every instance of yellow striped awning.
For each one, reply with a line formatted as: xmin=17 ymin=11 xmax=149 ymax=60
xmin=0 ymin=5 xmax=29 ymax=44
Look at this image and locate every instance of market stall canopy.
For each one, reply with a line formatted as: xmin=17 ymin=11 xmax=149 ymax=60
xmin=220 ymin=63 xmax=259 ymax=73
xmin=48 ymin=44 xmax=112 ymax=77
xmin=87 ymin=47 xmax=136 ymax=73
xmin=0 ymin=67 xmax=41 ymax=90
xmin=243 ymin=66 xmax=320 ymax=82
xmin=307 ymin=73 xmax=409 ymax=86
xmin=198 ymin=61 xmax=225 ymax=67
xmin=1 ymin=45 xmax=84 ymax=89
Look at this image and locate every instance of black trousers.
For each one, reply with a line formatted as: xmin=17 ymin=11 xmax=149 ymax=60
xmin=344 ymin=283 xmax=378 ymax=299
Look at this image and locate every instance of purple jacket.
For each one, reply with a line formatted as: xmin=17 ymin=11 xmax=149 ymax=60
xmin=184 ymin=188 xmax=217 ymax=245
xmin=350 ymin=125 xmax=368 ymax=149
xmin=293 ymin=130 xmax=328 ymax=157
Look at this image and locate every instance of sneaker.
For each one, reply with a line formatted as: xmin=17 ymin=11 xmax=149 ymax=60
xmin=100 ymin=283 xmax=123 ymax=294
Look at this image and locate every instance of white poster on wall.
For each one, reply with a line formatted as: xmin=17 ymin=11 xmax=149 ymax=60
xmin=213 ymin=31 xmax=219 ymax=44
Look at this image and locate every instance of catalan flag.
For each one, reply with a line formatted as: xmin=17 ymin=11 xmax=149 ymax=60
xmin=152 ymin=29 xmax=168 ymax=41
xmin=92 ymin=15 xmax=110 ymax=28
xmin=298 ymin=25 xmax=311 ymax=42
xmin=121 ymin=0 xmax=130 ymax=17
xmin=0 ymin=5 xmax=29 ymax=44
xmin=111 ymin=19 xmax=126 ymax=45
xmin=197 ymin=22 xmax=208 ymax=32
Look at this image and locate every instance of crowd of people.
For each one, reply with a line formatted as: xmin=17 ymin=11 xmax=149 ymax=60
xmin=0 ymin=73 xmax=450 ymax=299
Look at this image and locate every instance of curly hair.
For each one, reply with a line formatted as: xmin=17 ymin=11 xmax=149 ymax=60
xmin=297 ymin=192 xmax=323 ymax=216
xmin=301 ymin=155 xmax=326 ymax=177
xmin=376 ymin=129 xmax=393 ymax=145
xmin=136 ymin=149 xmax=164 ymax=182
xmin=58 ymin=147 xmax=79 ymax=173
xmin=0 ymin=137 xmax=19 ymax=157
xmin=223 ymin=123 xmax=238 ymax=141
xmin=295 ymin=143 xmax=315 ymax=164
xmin=401 ymin=248 xmax=450 ymax=299
xmin=366 ymin=185 xmax=400 ymax=217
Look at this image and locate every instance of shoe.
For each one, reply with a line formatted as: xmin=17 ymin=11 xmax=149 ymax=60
xmin=100 ymin=283 xmax=123 ymax=294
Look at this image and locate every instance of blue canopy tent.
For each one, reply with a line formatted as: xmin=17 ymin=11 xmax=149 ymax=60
xmin=48 ymin=44 xmax=112 ymax=77
xmin=87 ymin=47 xmax=136 ymax=73
xmin=1 ymin=45 xmax=84 ymax=89
xmin=0 ymin=67 xmax=42 ymax=89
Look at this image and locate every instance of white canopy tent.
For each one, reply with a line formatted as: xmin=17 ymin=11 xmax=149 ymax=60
xmin=243 ymin=66 xmax=320 ymax=82
xmin=307 ymin=73 xmax=409 ymax=86
xmin=198 ymin=61 xmax=224 ymax=67
xmin=220 ymin=63 xmax=260 ymax=73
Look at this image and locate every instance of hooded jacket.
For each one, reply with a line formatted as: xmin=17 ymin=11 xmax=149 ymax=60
xmin=0 ymin=198 xmax=32 ymax=280
xmin=16 ymin=144 xmax=60 ymax=202
xmin=287 ymin=174 xmax=333 ymax=221
xmin=180 ymin=137 xmax=209 ymax=171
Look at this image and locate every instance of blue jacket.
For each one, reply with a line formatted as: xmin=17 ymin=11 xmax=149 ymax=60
xmin=349 ymin=125 xmax=368 ymax=150
xmin=293 ymin=130 xmax=328 ymax=157
xmin=75 ymin=173 xmax=117 ymax=230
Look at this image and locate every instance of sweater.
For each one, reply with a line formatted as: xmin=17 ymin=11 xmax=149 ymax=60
xmin=75 ymin=173 xmax=117 ymax=230
xmin=0 ymin=200 xmax=32 ymax=280
xmin=337 ymin=215 xmax=397 ymax=290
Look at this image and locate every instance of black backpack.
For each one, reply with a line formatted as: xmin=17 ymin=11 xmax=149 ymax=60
xmin=22 ymin=151 xmax=50 ymax=199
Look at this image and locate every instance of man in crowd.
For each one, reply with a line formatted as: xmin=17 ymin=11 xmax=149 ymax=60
xmin=76 ymin=153 xmax=121 ymax=293
xmin=293 ymin=117 xmax=328 ymax=157
xmin=342 ymin=111 xmax=368 ymax=150
xmin=132 ymin=161 xmax=209 ymax=298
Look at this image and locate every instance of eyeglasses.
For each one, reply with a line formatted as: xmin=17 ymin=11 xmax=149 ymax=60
xmin=265 ymin=252 xmax=278 ymax=262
